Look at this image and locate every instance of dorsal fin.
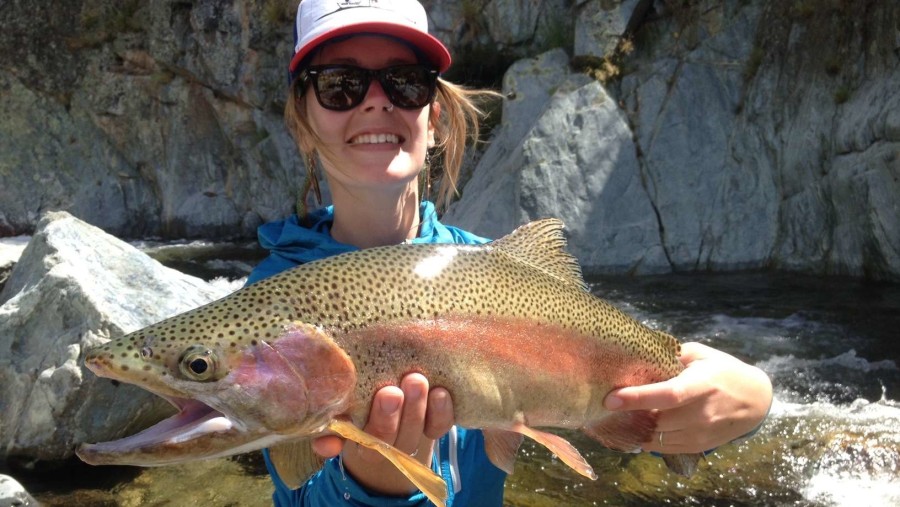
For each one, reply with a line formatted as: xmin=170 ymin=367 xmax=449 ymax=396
xmin=491 ymin=219 xmax=589 ymax=292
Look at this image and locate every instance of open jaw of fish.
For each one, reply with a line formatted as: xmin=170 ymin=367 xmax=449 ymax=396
xmin=76 ymin=394 xmax=278 ymax=464
xmin=76 ymin=322 xmax=353 ymax=466
xmin=76 ymin=219 xmax=704 ymax=507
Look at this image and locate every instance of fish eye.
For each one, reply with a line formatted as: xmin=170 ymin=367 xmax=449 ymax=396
xmin=178 ymin=345 xmax=219 ymax=381
xmin=188 ymin=358 xmax=208 ymax=375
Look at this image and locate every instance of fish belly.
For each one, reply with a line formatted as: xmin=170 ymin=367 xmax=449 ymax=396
xmin=334 ymin=314 xmax=676 ymax=430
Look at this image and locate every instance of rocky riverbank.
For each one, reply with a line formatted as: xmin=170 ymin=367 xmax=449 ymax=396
xmin=1 ymin=0 xmax=897 ymax=279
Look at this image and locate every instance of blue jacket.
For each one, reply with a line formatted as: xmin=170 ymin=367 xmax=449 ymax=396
xmin=247 ymin=201 xmax=507 ymax=506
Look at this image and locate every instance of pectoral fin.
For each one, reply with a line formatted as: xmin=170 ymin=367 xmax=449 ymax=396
xmin=581 ymin=411 xmax=704 ymax=477
xmin=268 ymin=440 xmax=325 ymax=489
xmin=482 ymin=429 xmax=524 ymax=474
xmin=508 ymin=422 xmax=597 ymax=480
xmin=327 ymin=419 xmax=448 ymax=507
xmin=582 ymin=410 xmax=658 ymax=453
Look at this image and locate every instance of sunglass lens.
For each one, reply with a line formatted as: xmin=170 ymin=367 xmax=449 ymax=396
xmin=383 ymin=66 xmax=435 ymax=109
xmin=315 ymin=67 xmax=367 ymax=110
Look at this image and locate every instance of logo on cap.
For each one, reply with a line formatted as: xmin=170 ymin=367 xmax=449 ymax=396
xmin=318 ymin=0 xmax=392 ymax=20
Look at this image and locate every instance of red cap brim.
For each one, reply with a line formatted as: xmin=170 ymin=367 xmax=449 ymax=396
xmin=289 ymin=22 xmax=451 ymax=75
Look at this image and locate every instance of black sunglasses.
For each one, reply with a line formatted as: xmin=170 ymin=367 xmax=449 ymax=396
xmin=298 ymin=64 xmax=439 ymax=111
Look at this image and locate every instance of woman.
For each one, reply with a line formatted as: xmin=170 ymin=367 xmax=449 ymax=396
xmin=249 ymin=1 xmax=773 ymax=506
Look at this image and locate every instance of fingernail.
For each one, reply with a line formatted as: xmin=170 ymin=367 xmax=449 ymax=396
xmin=380 ymin=396 xmax=401 ymax=414
xmin=432 ymin=390 xmax=448 ymax=410
xmin=605 ymin=395 xmax=623 ymax=410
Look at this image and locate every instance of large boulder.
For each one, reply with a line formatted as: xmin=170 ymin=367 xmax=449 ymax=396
xmin=0 ymin=475 xmax=36 ymax=507
xmin=0 ymin=211 xmax=231 ymax=463
xmin=444 ymin=49 xmax=669 ymax=274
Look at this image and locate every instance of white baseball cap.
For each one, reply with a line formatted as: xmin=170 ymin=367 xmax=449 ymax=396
xmin=290 ymin=0 xmax=452 ymax=75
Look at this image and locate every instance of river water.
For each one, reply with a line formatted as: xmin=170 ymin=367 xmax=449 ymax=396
xmin=14 ymin=244 xmax=900 ymax=506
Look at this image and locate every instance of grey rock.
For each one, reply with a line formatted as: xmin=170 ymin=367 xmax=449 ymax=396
xmin=574 ymin=0 xmax=654 ymax=57
xmin=0 ymin=0 xmax=898 ymax=281
xmin=0 ymin=475 xmax=36 ymax=507
xmin=0 ymin=1 xmax=303 ymax=240
xmin=0 ymin=212 xmax=231 ymax=462
xmin=427 ymin=0 xmax=573 ymax=52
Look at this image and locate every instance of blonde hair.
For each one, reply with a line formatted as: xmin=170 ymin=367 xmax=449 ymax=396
xmin=284 ymin=76 xmax=501 ymax=213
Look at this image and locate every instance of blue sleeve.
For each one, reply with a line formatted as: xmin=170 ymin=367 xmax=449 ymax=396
xmin=265 ymin=449 xmax=438 ymax=507
xmin=246 ymin=254 xmax=297 ymax=285
xmin=264 ymin=428 xmax=506 ymax=507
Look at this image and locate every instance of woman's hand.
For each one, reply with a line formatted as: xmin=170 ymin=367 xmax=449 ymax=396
xmin=604 ymin=342 xmax=772 ymax=454
xmin=310 ymin=373 xmax=455 ymax=496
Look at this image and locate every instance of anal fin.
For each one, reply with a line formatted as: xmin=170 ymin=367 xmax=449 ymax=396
xmin=662 ymin=452 xmax=704 ymax=477
xmin=482 ymin=429 xmax=524 ymax=475
xmin=327 ymin=419 xmax=448 ymax=507
xmin=509 ymin=422 xmax=597 ymax=480
xmin=582 ymin=410 xmax=658 ymax=452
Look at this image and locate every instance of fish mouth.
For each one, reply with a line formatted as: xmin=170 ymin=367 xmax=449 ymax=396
xmin=76 ymin=395 xmax=248 ymax=466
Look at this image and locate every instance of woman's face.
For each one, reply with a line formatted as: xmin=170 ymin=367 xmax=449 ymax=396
xmin=305 ymin=35 xmax=437 ymax=199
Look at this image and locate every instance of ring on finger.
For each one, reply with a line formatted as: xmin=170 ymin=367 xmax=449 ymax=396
xmin=410 ymin=447 xmax=419 ymax=458
xmin=658 ymin=431 xmax=665 ymax=446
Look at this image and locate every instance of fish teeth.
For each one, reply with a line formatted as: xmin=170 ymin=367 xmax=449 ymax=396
xmin=351 ymin=133 xmax=400 ymax=145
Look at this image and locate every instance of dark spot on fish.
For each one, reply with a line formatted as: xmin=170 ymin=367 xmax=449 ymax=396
xmin=143 ymin=365 xmax=152 ymax=371
xmin=120 ymin=365 xmax=129 ymax=371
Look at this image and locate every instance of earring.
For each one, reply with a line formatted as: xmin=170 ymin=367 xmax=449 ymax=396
xmin=297 ymin=153 xmax=323 ymax=219
xmin=420 ymin=151 xmax=432 ymax=201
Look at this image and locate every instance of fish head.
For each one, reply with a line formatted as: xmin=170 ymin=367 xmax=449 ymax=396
xmin=78 ymin=295 xmax=356 ymax=466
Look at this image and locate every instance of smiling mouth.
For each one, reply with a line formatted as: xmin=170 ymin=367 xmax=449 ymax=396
xmin=349 ymin=133 xmax=402 ymax=145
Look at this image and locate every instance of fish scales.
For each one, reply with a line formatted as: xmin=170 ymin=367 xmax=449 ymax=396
xmin=78 ymin=219 xmax=699 ymax=507
xmin=257 ymin=243 xmax=683 ymax=426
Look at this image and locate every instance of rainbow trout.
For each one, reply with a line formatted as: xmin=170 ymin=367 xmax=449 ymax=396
xmin=77 ymin=219 xmax=700 ymax=506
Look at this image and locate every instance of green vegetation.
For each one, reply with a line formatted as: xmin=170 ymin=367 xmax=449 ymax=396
xmin=790 ymin=0 xmax=818 ymax=20
xmin=70 ymin=0 xmax=144 ymax=50
xmin=537 ymin=14 xmax=574 ymax=55
xmin=833 ymin=85 xmax=851 ymax=104
xmin=824 ymin=56 xmax=842 ymax=76
xmin=571 ymin=38 xmax=636 ymax=85
xmin=263 ymin=0 xmax=296 ymax=27
xmin=743 ymin=46 xmax=766 ymax=82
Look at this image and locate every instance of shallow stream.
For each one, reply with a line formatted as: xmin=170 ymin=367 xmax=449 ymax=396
xmin=10 ymin=246 xmax=900 ymax=506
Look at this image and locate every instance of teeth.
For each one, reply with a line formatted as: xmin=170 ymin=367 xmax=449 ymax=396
xmin=351 ymin=133 xmax=400 ymax=145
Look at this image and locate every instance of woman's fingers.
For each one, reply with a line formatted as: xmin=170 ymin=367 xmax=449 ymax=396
xmin=311 ymin=434 xmax=344 ymax=458
xmin=424 ymin=387 xmax=454 ymax=439
xmin=392 ymin=374 xmax=430 ymax=457
xmin=604 ymin=342 xmax=772 ymax=454
xmin=352 ymin=384 xmax=405 ymax=463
